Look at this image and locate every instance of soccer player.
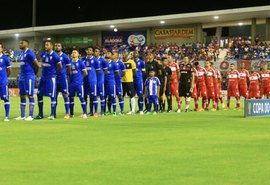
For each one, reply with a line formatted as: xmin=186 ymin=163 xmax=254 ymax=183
xmin=167 ymin=54 xmax=181 ymax=112
xmin=160 ymin=57 xmax=172 ymax=112
xmin=144 ymin=70 xmax=160 ymax=115
xmin=194 ymin=61 xmax=208 ymax=111
xmin=122 ymin=51 xmax=137 ymax=114
xmin=82 ymin=46 xmax=100 ymax=117
xmin=226 ymin=63 xmax=240 ymax=110
xmin=260 ymin=63 xmax=270 ymax=99
xmin=69 ymin=50 xmax=88 ymax=118
xmin=112 ymin=51 xmax=126 ymax=114
xmin=36 ymin=40 xmax=62 ymax=120
xmin=205 ymin=61 xmax=216 ymax=111
xmin=0 ymin=43 xmax=11 ymax=121
xmin=238 ymin=62 xmax=249 ymax=99
xmin=104 ymin=52 xmax=119 ymax=116
xmin=134 ymin=51 xmax=145 ymax=114
xmin=179 ymin=56 xmax=195 ymax=112
xmin=16 ymin=39 xmax=39 ymax=121
xmin=94 ymin=48 xmax=108 ymax=116
xmin=211 ymin=62 xmax=224 ymax=110
xmin=248 ymin=67 xmax=260 ymax=99
xmin=54 ymin=42 xmax=71 ymax=119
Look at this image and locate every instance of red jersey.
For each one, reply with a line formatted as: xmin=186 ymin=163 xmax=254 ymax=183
xmin=260 ymin=70 xmax=270 ymax=87
xmin=168 ymin=62 xmax=179 ymax=84
xmin=227 ymin=70 xmax=240 ymax=87
xmin=249 ymin=72 xmax=260 ymax=89
xmin=238 ymin=69 xmax=249 ymax=86
xmin=196 ymin=67 xmax=207 ymax=87
xmin=205 ymin=67 xmax=216 ymax=87
xmin=214 ymin=69 xmax=221 ymax=89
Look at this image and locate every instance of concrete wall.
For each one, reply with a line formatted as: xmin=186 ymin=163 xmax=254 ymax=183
xmin=1 ymin=37 xmax=35 ymax=50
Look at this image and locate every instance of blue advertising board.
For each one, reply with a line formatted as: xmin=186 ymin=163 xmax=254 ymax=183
xmin=102 ymin=31 xmax=147 ymax=47
xmin=244 ymin=99 xmax=270 ymax=117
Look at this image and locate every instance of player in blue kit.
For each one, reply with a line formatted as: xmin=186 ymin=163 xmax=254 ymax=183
xmin=94 ymin=48 xmax=108 ymax=116
xmin=54 ymin=42 xmax=71 ymax=119
xmin=69 ymin=50 xmax=88 ymax=118
xmin=82 ymin=46 xmax=100 ymax=117
xmin=0 ymin=43 xmax=12 ymax=121
xmin=112 ymin=51 xmax=125 ymax=114
xmin=134 ymin=51 xmax=146 ymax=114
xmin=144 ymin=70 xmax=160 ymax=115
xmin=15 ymin=39 xmax=39 ymax=121
xmin=104 ymin=52 xmax=119 ymax=116
xmin=36 ymin=40 xmax=62 ymax=120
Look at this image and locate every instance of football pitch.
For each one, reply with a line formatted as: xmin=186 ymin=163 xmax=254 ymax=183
xmin=0 ymin=97 xmax=270 ymax=185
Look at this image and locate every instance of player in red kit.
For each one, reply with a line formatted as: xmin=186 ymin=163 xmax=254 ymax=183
xmin=248 ymin=67 xmax=260 ymax=99
xmin=191 ymin=66 xmax=198 ymax=111
xmin=238 ymin=63 xmax=249 ymax=99
xmin=226 ymin=63 xmax=240 ymax=110
xmin=167 ymin=54 xmax=181 ymax=112
xmin=194 ymin=61 xmax=208 ymax=111
xmin=211 ymin=62 xmax=224 ymax=110
xmin=205 ymin=61 xmax=216 ymax=111
xmin=260 ymin=63 xmax=270 ymax=99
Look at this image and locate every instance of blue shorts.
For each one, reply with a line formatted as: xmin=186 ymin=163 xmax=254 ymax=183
xmin=19 ymin=75 xmax=35 ymax=96
xmin=56 ymin=76 xmax=69 ymax=95
xmin=147 ymin=95 xmax=158 ymax=105
xmin=69 ymin=84 xmax=84 ymax=98
xmin=85 ymin=81 xmax=97 ymax=97
xmin=134 ymin=80 xmax=144 ymax=96
xmin=37 ymin=77 xmax=56 ymax=98
xmin=115 ymin=82 xmax=123 ymax=96
xmin=105 ymin=82 xmax=116 ymax=98
xmin=97 ymin=81 xmax=105 ymax=97
xmin=0 ymin=84 xmax=8 ymax=100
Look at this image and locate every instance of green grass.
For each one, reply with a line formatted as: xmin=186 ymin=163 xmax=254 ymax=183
xmin=1 ymin=97 xmax=270 ymax=185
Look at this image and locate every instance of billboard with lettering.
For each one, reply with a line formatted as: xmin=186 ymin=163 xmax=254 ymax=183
xmin=244 ymin=99 xmax=270 ymax=117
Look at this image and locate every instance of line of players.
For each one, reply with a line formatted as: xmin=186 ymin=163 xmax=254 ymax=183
xmin=1 ymin=39 xmax=270 ymax=121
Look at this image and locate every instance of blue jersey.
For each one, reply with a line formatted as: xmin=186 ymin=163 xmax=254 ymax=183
xmin=70 ymin=59 xmax=86 ymax=85
xmin=115 ymin=60 xmax=126 ymax=83
xmin=57 ymin=52 xmax=71 ymax=78
xmin=144 ymin=77 xmax=161 ymax=96
xmin=105 ymin=61 xmax=118 ymax=83
xmin=82 ymin=56 xmax=100 ymax=83
xmin=40 ymin=51 xmax=60 ymax=78
xmin=96 ymin=56 xmax=107 ymax=82
xmin=134 ymin=58 xmax=145 ymax=81
xmin=0 ymin=54 xmax=11 ymax=85
xmin=19 ymin=48 xmax=36 ymax=76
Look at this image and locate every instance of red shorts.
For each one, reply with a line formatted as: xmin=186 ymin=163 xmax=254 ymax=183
xmin=171 ymin=83 xmax=179 ymax=96
xmin=249 ymin=88 xmax=260 ymax=98
xmin=227 ymin=87 xmax=239 ymax=97
xmin=197 ymin=85 xmax=207 ymax=98
xmin=239 ymin=87 xmax=248 ymax=98
xmin=207 ymin=87 xmax=215 ymax=98
xmin=260 ymin=86 xmax=270 ymax=97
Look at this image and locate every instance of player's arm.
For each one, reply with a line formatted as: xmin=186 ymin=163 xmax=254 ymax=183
xmin=57 ymin=62 xmax=62 ymax=73
xmin=103 ymin=61 xmax=108 ymax=74
xmin=163 ymin=76 xmax=167 ymax=95
xmin=5 ymin=57 xmax=12 ymax=77
xmin=157 ymin=62 xmax=162 ymax=76
xmin=144 ymin=79 xmax=148 ymax=97
xmin=33 ymin=59 xmax=39 ymax=75
xmin=114 ymin=63 xmax=119 ymax=78
xmin=190 ymin=71 xmax=195 ymax=91
xmin=132 ymin=61 xmax=136 ymax=75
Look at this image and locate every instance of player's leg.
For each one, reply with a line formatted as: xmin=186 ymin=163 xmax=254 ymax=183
xmin=137 ymin=82 xmax=144 ymax=114
xmin=17 ymin=78 xmax=27 ymax=120
xmin=69 ymin=84 xmax=75 ymax=117
xmin=78 ymin=85 xmax=87 ymax=118
xmin=48 ymin=78 xmax=57 ymax=120
xmin=98 ymin=82 xmax=105 ymax=116
xmin=0 ymin=85 xmax=10 ymax=121
xmin=166 ymin=87 xmax=172 ymax=112
xmin=116 ymin=83 xmax=124 ymax=114
xmin=184 ymin=84 xmax=191 ymax=112
xmin=153 ymin=95 xmax=158 ymax=114
xmin=36 ymin=78 xmax=45 ymax=119
xmin=147 ymin=95 xmax=153 ymax=113
xmin=129 ymin=83 xmax=136 ymax=114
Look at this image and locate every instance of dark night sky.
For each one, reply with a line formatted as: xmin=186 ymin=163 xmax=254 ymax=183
xmin=1 ymin=0 xmax=269 ymax=29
